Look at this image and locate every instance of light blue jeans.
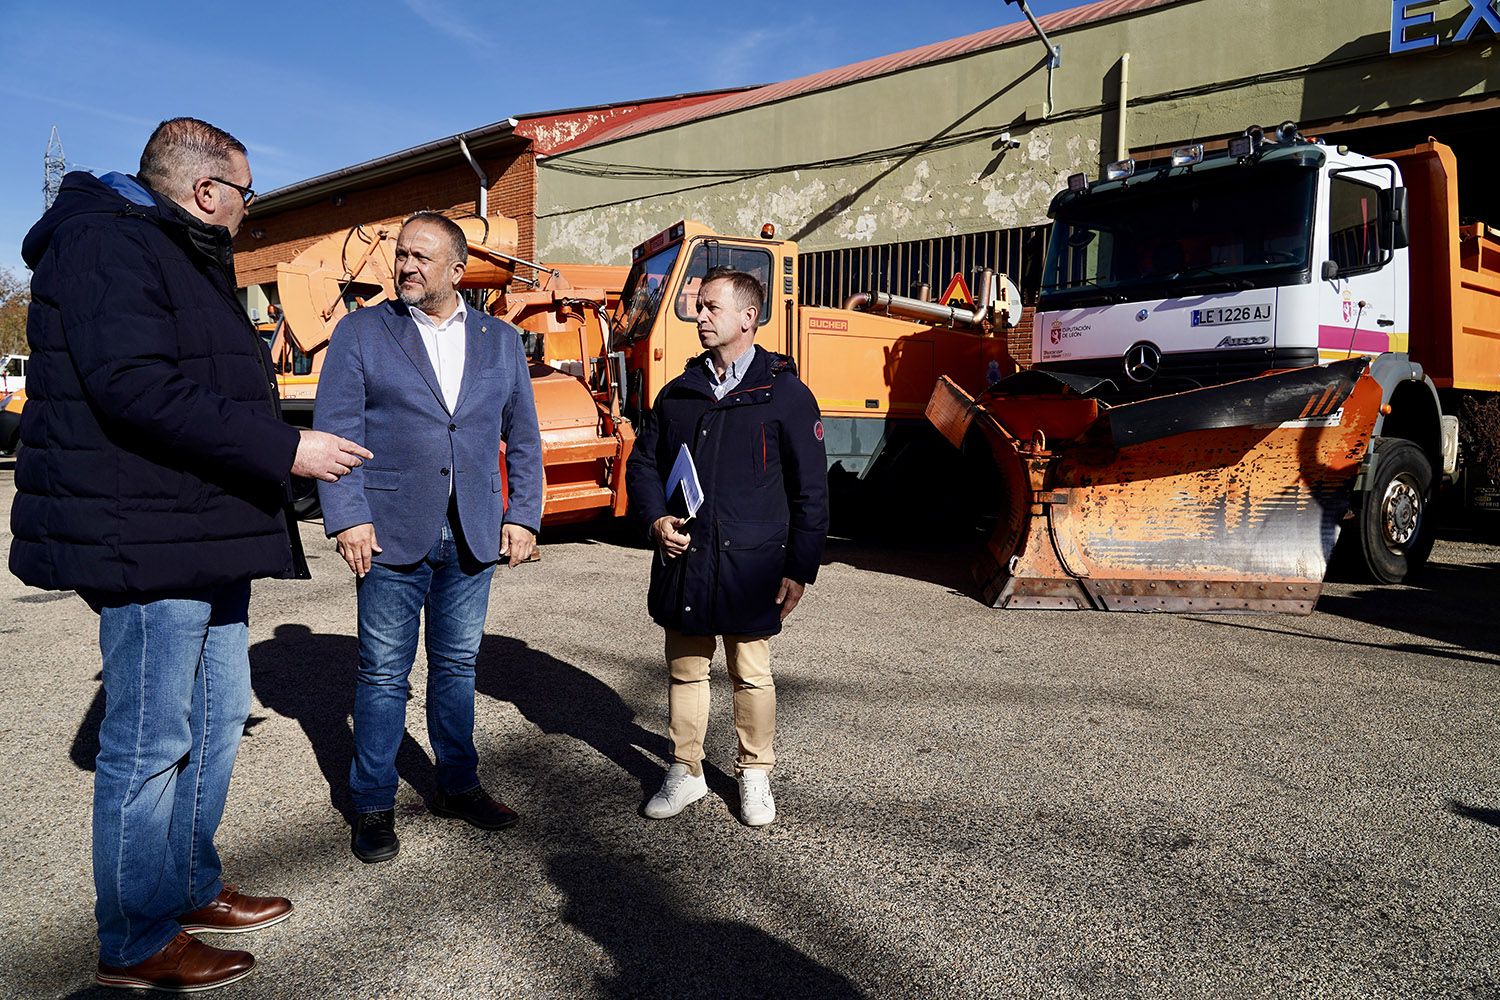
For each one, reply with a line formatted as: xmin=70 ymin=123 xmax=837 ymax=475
xmin=89 ymin=581 xmax=252 ymax=967
xmin=350 ymin=517 xmax=495 ymax=813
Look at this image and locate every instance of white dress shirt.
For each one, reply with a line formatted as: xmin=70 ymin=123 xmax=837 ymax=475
xmin=410 ymin=297 xmax=467 ymax=413
xmin=705 ymin=343 xmax=757 ymax=400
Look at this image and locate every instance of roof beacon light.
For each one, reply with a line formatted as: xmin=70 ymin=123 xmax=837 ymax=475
xmin=1067 ymin=172 xmax=1087 ymax=192
xmin=1171 ymin=144 xmax=1205 ymax=167
xmin=761 ymin=222 xmax=776 ymax=239
xmin=1105 ymin=158 xmax=1136 ymax=181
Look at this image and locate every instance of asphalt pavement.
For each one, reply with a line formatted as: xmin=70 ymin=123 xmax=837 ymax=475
xmin=1 ymin=455 xmax=1497 ymax=999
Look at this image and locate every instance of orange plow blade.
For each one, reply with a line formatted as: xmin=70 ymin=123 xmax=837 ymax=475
xmin=927 ymin=358 xmax=1382 ymax=613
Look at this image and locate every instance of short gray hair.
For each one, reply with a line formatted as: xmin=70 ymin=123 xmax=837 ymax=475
xmin=402 ymin=211 xmax=469 ymax=267
xmin=138 ymin=118 xmax=247 ymax=200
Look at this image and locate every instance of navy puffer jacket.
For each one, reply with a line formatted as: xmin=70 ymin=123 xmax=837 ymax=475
xmin=627 ymin=346 xmax=829 ymax=638
xmin=9 ymin=171 xmax=301 ymax=594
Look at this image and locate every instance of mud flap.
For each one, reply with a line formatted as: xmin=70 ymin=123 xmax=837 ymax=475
xmin=927 ymin=359 xmax=1382 ymax=614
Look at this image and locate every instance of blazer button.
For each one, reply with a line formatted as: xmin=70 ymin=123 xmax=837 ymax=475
xmin=440 ymin=468 xmax=450 ymax=477
xmin=449 ymin=423 xmax=458 ymax=432
xmin=684 ymin=605 xmax=692 ymax=612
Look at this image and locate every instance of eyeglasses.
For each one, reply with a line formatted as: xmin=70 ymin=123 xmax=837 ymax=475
xmin=208 ymin=176 xmax=256 ymax=207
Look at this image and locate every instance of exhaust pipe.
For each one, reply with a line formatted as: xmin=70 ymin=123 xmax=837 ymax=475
xmin=843 ymin=290 xmax=984 ymax=328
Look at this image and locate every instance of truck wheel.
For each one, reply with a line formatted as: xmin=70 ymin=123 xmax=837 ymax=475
xmin=1357 ymin=439 xmax=1434 ymax=584
xmin=290 ymin=475 xmax=322 ymax=521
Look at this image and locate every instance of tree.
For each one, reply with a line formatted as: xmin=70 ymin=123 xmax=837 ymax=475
xmin=0 ymin=267 xmax=29 ymax=356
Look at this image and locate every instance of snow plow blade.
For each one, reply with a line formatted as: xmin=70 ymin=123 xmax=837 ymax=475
xmin=926 ymin=358 xmax=1381 ymax=614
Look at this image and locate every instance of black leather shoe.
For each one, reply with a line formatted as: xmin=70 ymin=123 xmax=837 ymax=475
xmin=430 ymin=786 xmax=519 ymax=830
xmin=351 ymin=809 xmax=399 ymax=863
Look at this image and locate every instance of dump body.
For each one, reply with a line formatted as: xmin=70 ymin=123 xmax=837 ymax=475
xmin=1384 ymin=141 xmax=1500 ymax=393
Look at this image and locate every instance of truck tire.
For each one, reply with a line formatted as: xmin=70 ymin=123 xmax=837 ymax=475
xmin=1356 ymin=439 xmax=1434 ymax=584
xmin=289 ymin=475 xmax=322 ymax=521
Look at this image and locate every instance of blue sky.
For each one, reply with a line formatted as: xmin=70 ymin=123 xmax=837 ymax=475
xmin=0 ymin=0 xmax=1078 ymax=276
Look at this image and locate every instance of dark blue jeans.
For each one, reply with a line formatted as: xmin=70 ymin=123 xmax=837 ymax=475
xmin=350 ymin=518 xmax=495 ymax=813
xmin=90 ymin=581 xmax=252 ymax=967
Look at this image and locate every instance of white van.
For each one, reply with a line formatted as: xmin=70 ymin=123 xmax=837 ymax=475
xmin=1 ymin=354 xmax=25 ymax=394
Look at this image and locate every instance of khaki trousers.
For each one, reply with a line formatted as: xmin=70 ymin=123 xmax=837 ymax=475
xmin=665 ymin=628 xmax=774 ymax=776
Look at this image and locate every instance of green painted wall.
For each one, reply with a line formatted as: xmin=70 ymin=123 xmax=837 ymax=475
xmin=536 ymin=0 xmax=1497 ymax=264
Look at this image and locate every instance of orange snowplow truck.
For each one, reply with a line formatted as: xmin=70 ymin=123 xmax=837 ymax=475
xmin=929 ymin=131 xmax=1500 ymax=613
xmin=269 ymin=216 xmax=1014 ymax=526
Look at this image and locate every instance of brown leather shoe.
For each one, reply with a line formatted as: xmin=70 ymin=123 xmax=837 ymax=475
xmin=179 ymin=884 xmax=293 ymax=935
xmin=96 ymin=931 xmax=253 ymax=992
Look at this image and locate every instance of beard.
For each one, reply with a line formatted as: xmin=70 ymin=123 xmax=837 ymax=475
xmin=398 ymin=282 xmax=447 ymax=314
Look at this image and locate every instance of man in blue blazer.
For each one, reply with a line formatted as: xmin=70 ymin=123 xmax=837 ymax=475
xmin=315 ymin=212 xmax=543 ymax=863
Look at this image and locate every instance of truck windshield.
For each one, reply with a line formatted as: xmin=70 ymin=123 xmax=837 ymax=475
xmin=1041 ymin=162 xmax=1318 ymax=308
xmin=615 ymin=244 xmax=682 ymax=343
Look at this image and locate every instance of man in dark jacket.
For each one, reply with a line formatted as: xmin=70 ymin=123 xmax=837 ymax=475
xmin=9 ymin=118 xmax=369 ymax=993
xmin=625 ymin=267 xmax=828 ymax=828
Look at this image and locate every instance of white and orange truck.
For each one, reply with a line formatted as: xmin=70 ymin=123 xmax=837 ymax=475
xmin=929 ymin=127 xmax=1500 ymax=612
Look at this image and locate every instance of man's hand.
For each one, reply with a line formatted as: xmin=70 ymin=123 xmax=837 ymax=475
xmin=776 ymin=578 xmax=806 ymax=621
xmin=651 ymin=516 xmax=692 ymax=559
xmin=336 ymin=523 xmax=381 ymax=577
xmin=500 ymin=523 xmax=536 ymax=568
xmin=293 ymin=429 xmax=373 ymax=483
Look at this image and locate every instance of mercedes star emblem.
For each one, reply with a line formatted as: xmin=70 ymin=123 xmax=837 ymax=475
xmin=1124 ymin=341 xmax=1162 ymax=382
xmin=1136 ymin=308 xmax=1149 ymax=322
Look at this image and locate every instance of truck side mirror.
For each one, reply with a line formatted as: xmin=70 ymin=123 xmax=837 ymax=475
xmin=1321 ymin=260 xmax=1340 ymax=281
xmin=1378 ymin=186 xmax=1409 ymax=251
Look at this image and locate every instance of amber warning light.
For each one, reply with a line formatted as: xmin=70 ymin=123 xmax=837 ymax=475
xmin=761 ymin=223 xmax=776 ymax=239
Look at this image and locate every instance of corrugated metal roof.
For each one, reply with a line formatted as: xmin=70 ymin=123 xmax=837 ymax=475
xmin=572 ymin=0 xmax=1189 ymax=152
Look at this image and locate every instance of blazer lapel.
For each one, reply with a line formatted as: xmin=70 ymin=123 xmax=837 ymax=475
xmin=450 ymin=311 xmax=487 ymax=417
xmin=382 ymin=302 xmax=447 ymax=413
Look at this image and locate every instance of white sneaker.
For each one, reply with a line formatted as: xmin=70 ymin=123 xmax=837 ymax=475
xmin=738 ymin=769 xmax=776 ymax=827
xmin=644 ymin=764 xmax=707 ymax=819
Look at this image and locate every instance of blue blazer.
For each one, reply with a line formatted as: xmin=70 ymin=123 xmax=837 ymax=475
xmin=314 ymin=300 xmax=543 ymax=565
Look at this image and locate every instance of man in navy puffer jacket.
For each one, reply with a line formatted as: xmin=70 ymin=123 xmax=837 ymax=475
xmin=626 ymin=268 xmax=828 ymax=829
xmin=10 ymin=118 xmax=369 ymax=993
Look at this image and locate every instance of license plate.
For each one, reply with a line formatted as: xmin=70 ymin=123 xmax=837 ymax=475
xmin=1191 ymin=303 xmax=1272 ymax=326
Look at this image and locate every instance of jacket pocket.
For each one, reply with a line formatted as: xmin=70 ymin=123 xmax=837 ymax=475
xmin=647 ymin=555 xmax=685 ymax=625
xmin=363 ymin=468 xmax=401 ymax=491
xmin=751 ymin=422 xmax=780 ymax=488
xmin=714 ymin=518 xmax=787 ymax=632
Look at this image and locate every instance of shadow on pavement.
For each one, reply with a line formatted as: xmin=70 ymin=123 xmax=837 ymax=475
xmin=246 ymin=625 xmax=706 ymax=817
xmin=548 ymin=851 xmax=866 ymax=999
xmin=1317 ymin=559 xmax=1500 ymax=658
xmin=473 ymin=634 xmax=686 ymax=801
xmin=1446 ymin=799 xmax=1500 ymax=829
xmin=249 ymin=624 xmax=434 ymax=820
xmin=821 ymin=535 xmax=976 ymax=592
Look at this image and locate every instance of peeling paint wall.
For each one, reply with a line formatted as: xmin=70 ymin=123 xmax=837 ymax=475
xmin=535 ymin=0 xmax=1497 ymax=264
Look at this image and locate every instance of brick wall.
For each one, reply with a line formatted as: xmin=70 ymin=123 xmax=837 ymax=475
xmin=233 ymin=146 xmax=535 ymax=289
xmin=1009 ymin=305 xmax=1036 ymax=368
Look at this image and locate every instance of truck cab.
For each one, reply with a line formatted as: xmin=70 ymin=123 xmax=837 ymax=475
xmin=1033 ymin=130 xmax=1409 ymax=398
xmin=614 ymin=221 xmax=798 ymax=422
